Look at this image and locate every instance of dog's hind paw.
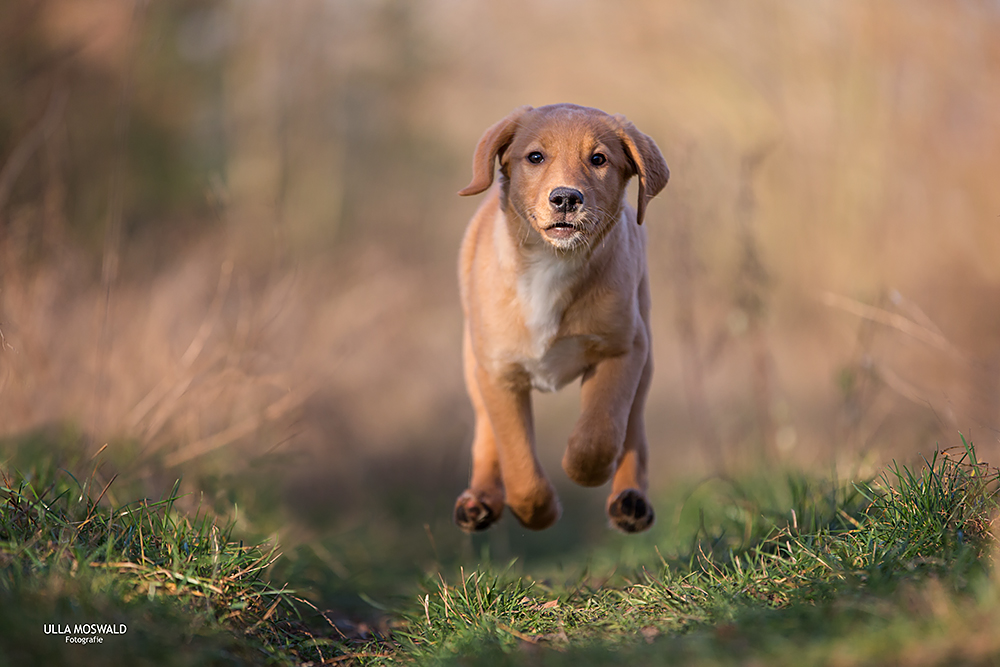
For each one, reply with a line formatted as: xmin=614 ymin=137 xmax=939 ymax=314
xmin=454 ymin=490 xmax=503 ymax=532
xmin=607 ymin=488 xmax=655 ymax=534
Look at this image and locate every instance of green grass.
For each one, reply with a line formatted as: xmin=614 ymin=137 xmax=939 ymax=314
xmin=386 ymin=437 xmax=1000 ymax=666
xmin=2 ymin=436 xmax=999 ymax=665
xmin=0 ymin=445 xmax=334 ymax=666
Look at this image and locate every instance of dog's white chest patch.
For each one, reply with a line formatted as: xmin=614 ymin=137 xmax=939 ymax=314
xmin=516 ymin=252 xmax=589 ymax=391
xmin=517 ymin=253 xmax=577 ymax=354
xmin=523 ymin=337 xmax=590 ymax=392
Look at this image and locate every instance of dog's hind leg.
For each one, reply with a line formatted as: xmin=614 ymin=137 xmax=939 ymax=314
xmin=454 ymin=329 xmax=507 ymax=532
xmin=606 ymin=345 xmax=655 ymax=533
xmin=607 ymin=278 xmax=656 ymax=534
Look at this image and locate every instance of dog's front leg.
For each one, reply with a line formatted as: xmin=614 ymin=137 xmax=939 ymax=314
xmin=563 ymin=326 xmax=648 ymax=487
xmin=563 ymin=325 xmax=656 ymax=532
xmin=475 ymin=364 xmax=561 ymax=530
xmin=455 ymin=333 xmax=561 ymax=532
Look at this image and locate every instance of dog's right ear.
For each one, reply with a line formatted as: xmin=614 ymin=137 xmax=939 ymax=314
xmin=458 ymin=106 xmax=532 ymax=196
xmin=614 ymin=116 xmax=669 ymax=225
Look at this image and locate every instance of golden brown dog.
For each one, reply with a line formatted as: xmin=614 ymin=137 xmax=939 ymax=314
xmin=453 ymin=104 xmax=669 ymax=534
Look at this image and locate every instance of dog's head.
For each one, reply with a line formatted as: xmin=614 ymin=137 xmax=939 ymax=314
xmin=459 ymin=104 xmax=669 ymax=250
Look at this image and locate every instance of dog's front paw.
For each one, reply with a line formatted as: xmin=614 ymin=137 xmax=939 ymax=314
xmin=507 ymin=487 xmax=561 ymax=531
xmin=563 ymin=429 xmax=620 ymax=487
xmin=454 ymin=489 xmax=504 ymax=532
xmin=607 ymin=488 xmax=655 ymax=534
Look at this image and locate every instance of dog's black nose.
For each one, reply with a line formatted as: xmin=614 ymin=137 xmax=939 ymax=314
xmin=549 ymin=187 xmax=584 ymax=213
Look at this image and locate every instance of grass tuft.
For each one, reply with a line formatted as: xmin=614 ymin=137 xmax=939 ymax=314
xmin=0 ymin=455 xmax=334 ymax=665
xmin=383 ymin=438 xmax=1000 ymax=665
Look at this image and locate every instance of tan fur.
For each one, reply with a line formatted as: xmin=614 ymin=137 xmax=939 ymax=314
xmin=453 ymin=104 xmax=669 ymax=534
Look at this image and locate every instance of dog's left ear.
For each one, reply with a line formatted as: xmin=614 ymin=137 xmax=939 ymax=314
xmin=458 ymin=106 xmax=533 ymax=196
xmin=615 ymin=117 xmax=669 ymax=225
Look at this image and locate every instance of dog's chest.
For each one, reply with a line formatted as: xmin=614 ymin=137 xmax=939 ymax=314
xmin=515 ymin=254 xmax=590 ymax=392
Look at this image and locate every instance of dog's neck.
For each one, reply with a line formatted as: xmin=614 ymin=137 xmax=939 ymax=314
xmin=495 ymin=202 xmax=623 ymax=359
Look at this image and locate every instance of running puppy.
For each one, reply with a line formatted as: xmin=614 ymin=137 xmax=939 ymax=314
xmin=454 ymin=104 xmax=669 ymax=533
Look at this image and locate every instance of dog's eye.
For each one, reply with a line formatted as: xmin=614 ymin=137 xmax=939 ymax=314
xmin=527 ymin=151 xmax=544 ymax=164
xmin=590 ymin=153 xmax=607 ymax=166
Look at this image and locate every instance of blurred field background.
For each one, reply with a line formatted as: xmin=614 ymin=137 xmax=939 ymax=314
xmin=3 ymin=0 xmax=1000 ymax=623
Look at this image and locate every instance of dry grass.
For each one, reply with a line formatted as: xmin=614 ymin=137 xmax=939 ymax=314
xmin=1 ymin=0 xmax=999 ymax=500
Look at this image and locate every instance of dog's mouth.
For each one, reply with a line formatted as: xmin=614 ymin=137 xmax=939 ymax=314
xmin=542 ymin=221 xmax=582 ymax=242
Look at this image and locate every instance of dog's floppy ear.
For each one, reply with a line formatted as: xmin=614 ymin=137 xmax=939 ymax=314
xmin=458 ymin=106 xmax=533 ymax=196
xmin=615 ymin=116 xmax=669 ymax=225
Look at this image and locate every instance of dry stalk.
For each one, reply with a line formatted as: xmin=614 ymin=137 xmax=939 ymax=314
xmin=819 ymin=291 xmax=962 ymax=359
